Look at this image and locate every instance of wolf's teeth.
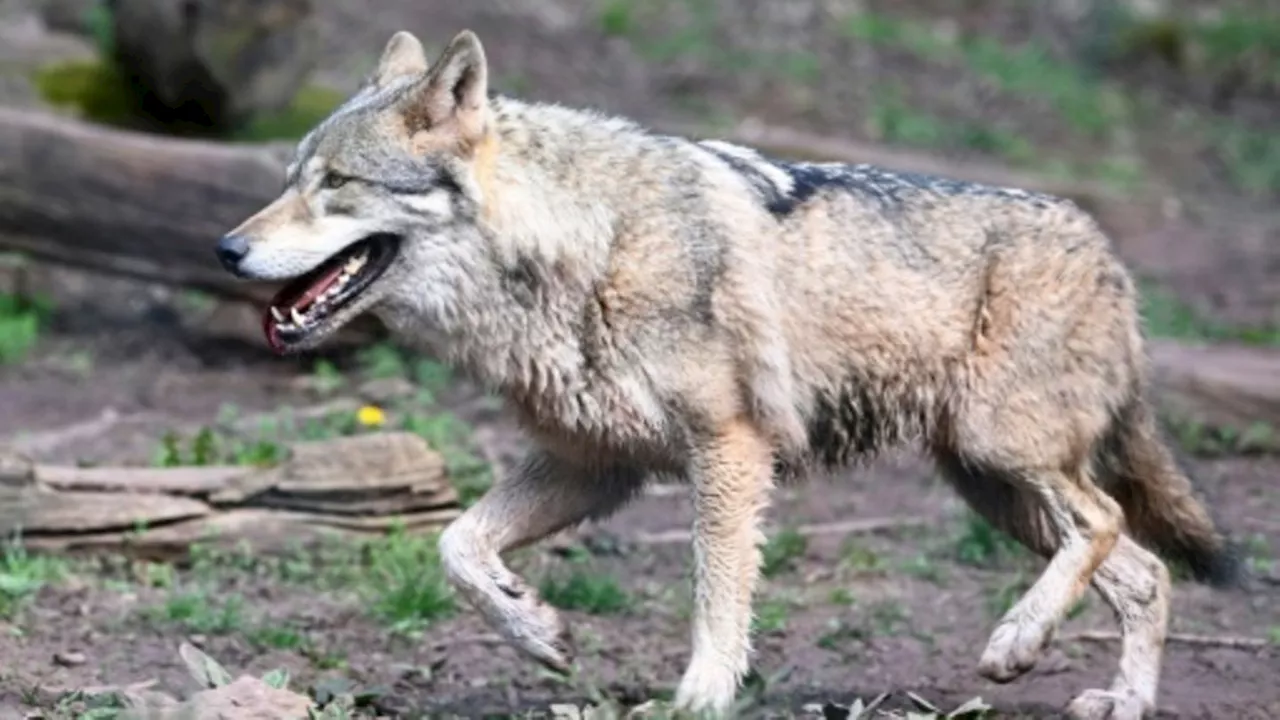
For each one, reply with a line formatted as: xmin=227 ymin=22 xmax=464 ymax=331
xmin=270 ymin=307 xmax=285 ymax=322
xmin=290 ymin=308 xmax=306 ymax=325
xmin=345 ymin=255 xmax=367 ymax=273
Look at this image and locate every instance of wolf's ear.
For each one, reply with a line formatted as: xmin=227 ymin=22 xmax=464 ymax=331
xmin=372 ymin=31 xmax=429 ymax=87
xmin=403 ymin=30 xmax=489 ymax=153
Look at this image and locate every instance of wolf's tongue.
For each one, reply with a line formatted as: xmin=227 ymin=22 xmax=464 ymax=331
xmin=261 ymin=262 xmax=348 ymax=354
xmin=295 ymin=264 xmax=347 ymax=310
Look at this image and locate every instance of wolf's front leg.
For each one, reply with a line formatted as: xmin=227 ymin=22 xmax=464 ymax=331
xmin=674 ymin=418 xmax=775 ymax=717
xmin=439 ymin=449 xmax=643 ymax=672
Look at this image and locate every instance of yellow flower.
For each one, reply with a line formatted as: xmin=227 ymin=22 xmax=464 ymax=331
xmin=356 ymin=405 xmax=386 ymax=427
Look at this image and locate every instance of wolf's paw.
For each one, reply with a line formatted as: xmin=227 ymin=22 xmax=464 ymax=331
xmin=496 ymin=581 xmax=575 ymax=673
xmin=977 ymin=616 xmax=1053 ymax=683
xmin=673 ymin=662 xmax=740 ymax=719
xmin=1066 ymin=688 xmax=1147 ymax=720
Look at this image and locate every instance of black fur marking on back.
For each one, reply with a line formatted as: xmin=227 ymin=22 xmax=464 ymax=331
xmin=694 ymin=140 xmax=1059 ymax=217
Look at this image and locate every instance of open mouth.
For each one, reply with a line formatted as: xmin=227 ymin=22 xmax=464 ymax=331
xmin=263 ymin=234 xmax=400 ymax=353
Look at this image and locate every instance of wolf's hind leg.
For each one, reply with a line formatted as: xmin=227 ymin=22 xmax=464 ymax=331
xmin=939 ymin=454 xmax=1168 ymax=720
xmin=1065 ymin=537 xmax=1168 ymax=720
xmin=934 ymin=434 xmax=1121 ymax=680
xmin=439 ymin=449 xmax=643 ymax=672
xmin=673 ymin=417 xmax=775 ymax=718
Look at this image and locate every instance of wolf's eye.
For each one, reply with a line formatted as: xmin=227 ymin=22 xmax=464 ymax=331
xmin=321 ymin=173 xmax=349 ymax=190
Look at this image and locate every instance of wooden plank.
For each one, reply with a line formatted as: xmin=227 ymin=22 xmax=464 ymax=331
xmin=35 ymin=465 xmax=255 ymax=496
xmin=2 ymin=489 xmax=212 ymax=535
xmin=0 ymin=431 xmax=463 ymax=558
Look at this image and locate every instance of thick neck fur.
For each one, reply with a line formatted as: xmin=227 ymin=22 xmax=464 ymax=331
xmin=416 ymin=97 xmax=656 ymax=437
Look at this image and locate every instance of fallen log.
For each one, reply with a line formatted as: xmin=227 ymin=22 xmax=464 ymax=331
xmin=0 ymin=430 xmax=462 ymax=560
xmin=1148 ymin=339 xmax=1280 ymax=437
xmin=0 ymin=105 xmax=290 ymax=305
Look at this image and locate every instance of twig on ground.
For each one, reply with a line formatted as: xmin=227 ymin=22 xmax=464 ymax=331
xmin=633 ymin=516 xmax=931 ymax=546
xmin=431 ymin=633 xmax=504 ymax=651
xmin=1064 ymin=630 xmax=1272 ymax=651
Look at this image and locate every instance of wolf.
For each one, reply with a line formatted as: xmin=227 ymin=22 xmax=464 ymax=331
xmin=215 ymin=29 xmax=1241 ymax=719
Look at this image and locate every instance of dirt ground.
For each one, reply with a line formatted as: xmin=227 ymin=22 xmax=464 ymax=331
xmin=0 ymin=310 xmax=1277 ymax=719
xmin=0 ymin=1 xmax=1278 ymax=718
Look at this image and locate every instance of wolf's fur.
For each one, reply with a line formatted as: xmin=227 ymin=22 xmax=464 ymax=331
xmin=219 ymin=29 xmax=1241 ymax=719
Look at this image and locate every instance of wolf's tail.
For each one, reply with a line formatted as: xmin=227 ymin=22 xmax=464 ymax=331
xmin=1097 ymin=396 xmax=1242 ymax=588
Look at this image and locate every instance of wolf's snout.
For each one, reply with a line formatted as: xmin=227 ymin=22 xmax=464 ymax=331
xmin=216 ymin=233 xmax=250 ymax=274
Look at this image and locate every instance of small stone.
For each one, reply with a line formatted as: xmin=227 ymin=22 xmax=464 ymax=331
xmin=54 ymin=651 xmax=86 ymax=667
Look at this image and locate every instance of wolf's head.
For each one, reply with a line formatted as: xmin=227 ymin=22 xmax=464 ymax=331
xmin=215 ymin=30 xmax=496 ymax=354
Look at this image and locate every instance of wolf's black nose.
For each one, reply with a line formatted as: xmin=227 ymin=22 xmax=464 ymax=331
xmin=216 ymin=234 xmax=250 ymax=272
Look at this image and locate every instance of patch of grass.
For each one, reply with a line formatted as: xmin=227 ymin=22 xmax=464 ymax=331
xmin=540 ymin=569 xmax=631 ymax=615
xmin=1141 ymin=281 xmax=1280 ymax=346
xmin=355 ymin=342 xmax=409 ymax=380
xmin=152 ymin=425 xmax=285 ymax=468
xmin=866 ymin=87 xmax=1045 ymax=171
xmin=955 ymin=513 xmax=1026 ymax=567
xmin=899 ymin=553 xmax=947 ymax=585
xmin=817 ymin=598 xmax=913 ymax=649
xmin=33 ymin=60 xmax=141 ymax=128
xmin=356 ymin=526 xmax=456 ymax=633
xmin=1212 ymin=122 xmax=1280 ymax=199
xmin=867 ymin=91 xmax=948 ymax=148
xmin=412 ymin=357 xmax=453 ymax=396
xmin=0 ymin=292 xmax=53 ymax=365
xmin=1243 ymin=533 xmax=1274 ymax=577
xmin=844 ymin=13 xmax=1129 ymax=139
xmin=817 ymin=617 xmax=868 ymax=653
xmin=0 ymin=538 xmax=66 ymax=619
xmin=634 ymin=0 xmax=721 ymax=65
xmin=146 ymin=589 xmax=245 ymax=635
xmin=751 ymin=596 xmax=793 ymax=634
xmin=136 ymin=561 xmax=177 ymax=589
xmin=866 ymin=598 xmax=910 ymax=636
xmin=230 ymin=86 xmax=345 ymax=143
xmin=308 ymin=359 xmax=346 ymax=395
xmin=960 ymin=37 xmax=1128 ymax=138
xmin=828 ymin=587 xmax=855 ymax=606
xmin=842 ymin=13 xmax=954 ymax=62
xmin=598 ymin=0 xmax=635 ymax=37
xmin=760 ymin=527 xmax=808 ymax=578
xmin=772 ymin=51 xmax=822 ymax=84
xmin=247 ymin=624 xmax=308 ymax=651
xmin=1167 ymin=416 xmax=1279 ymax=457
xmin=187 ymin=539 xmax=262 ymax=580
xmin=838 ymin=538 xmax=885 ymax=574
